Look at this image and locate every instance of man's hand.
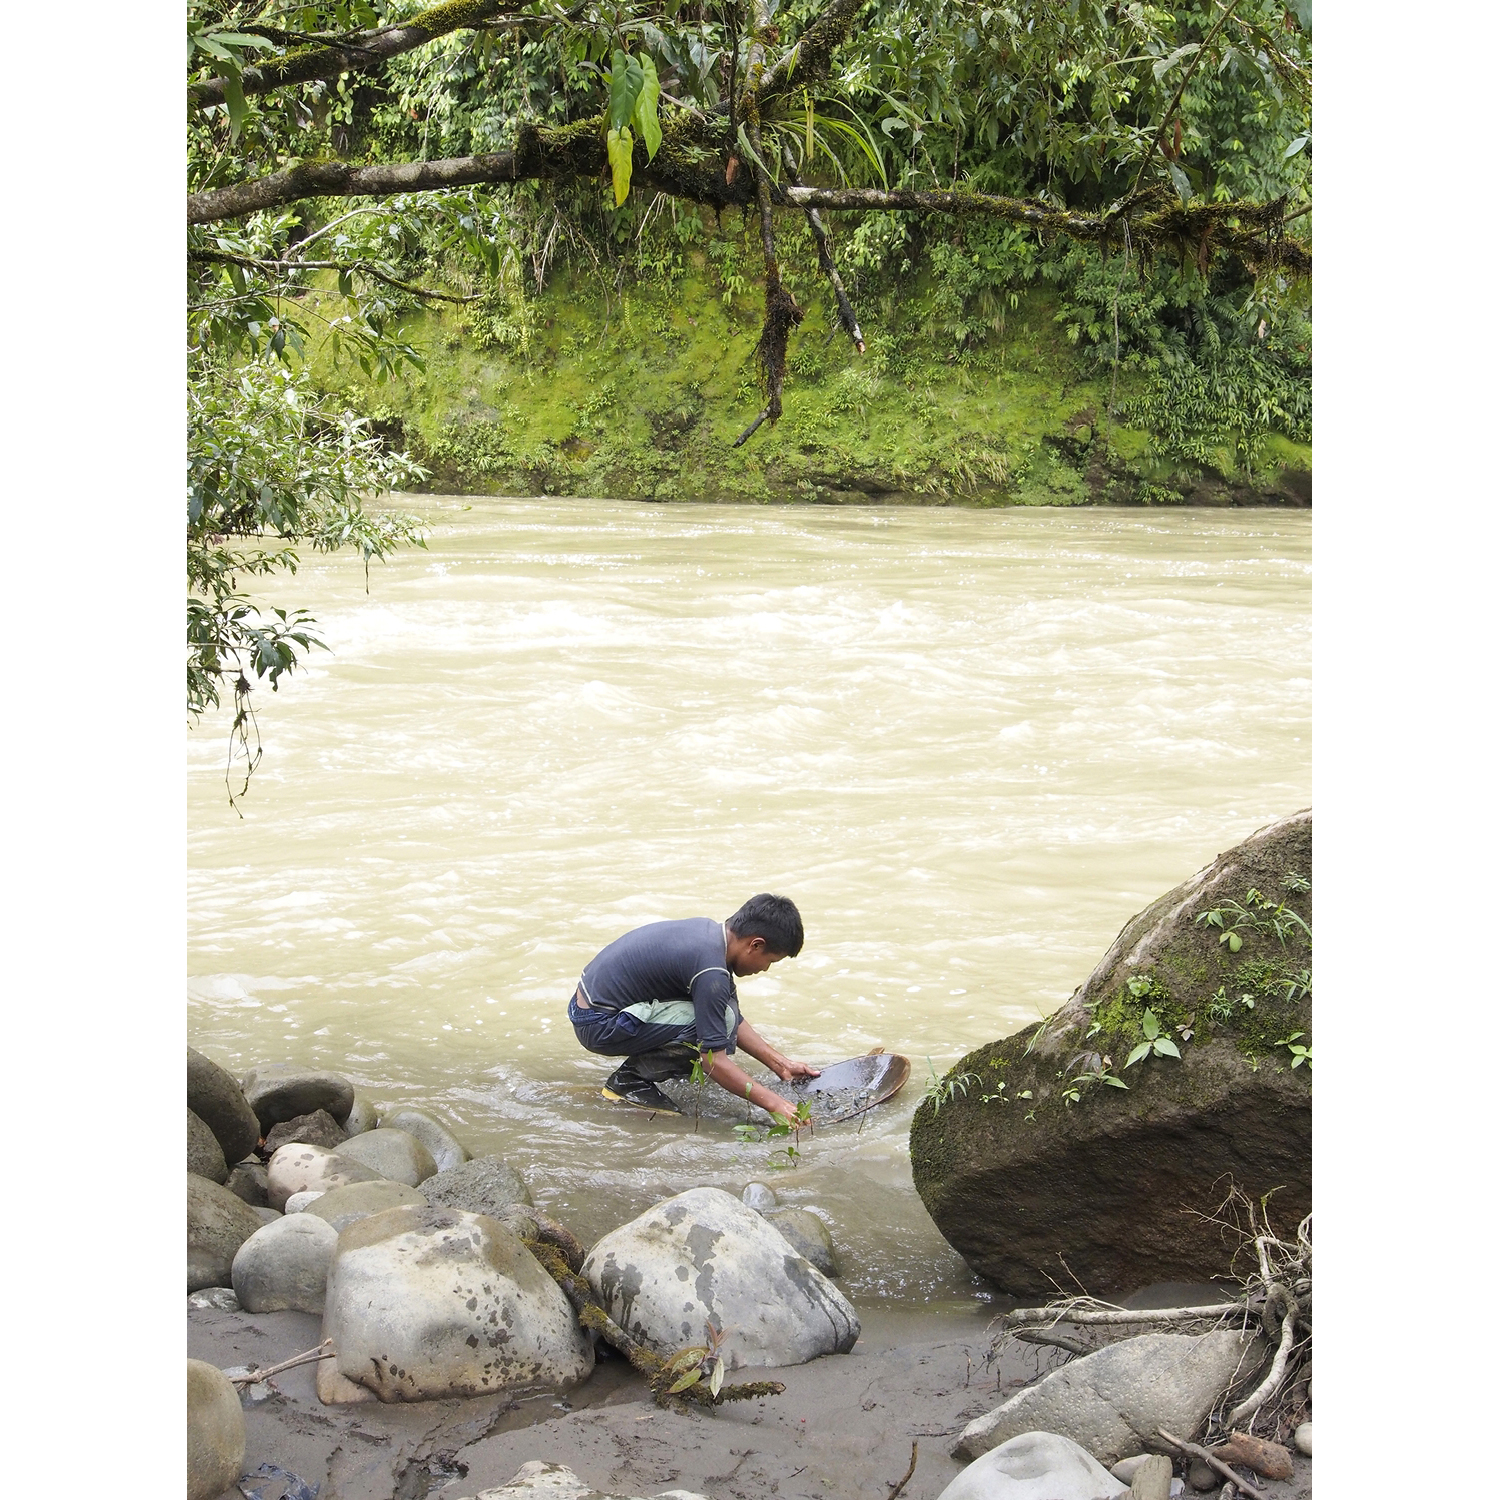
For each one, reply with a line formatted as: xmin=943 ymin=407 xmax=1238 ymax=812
xmin=775 ymin=1059 xmax=821 ymax=1082
xmin=766 ymin=1095 xmax=799 ymax=1123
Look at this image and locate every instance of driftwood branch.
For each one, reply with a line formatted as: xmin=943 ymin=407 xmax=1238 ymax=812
xmin=1011 ymin=1328 xmax=1092 ymax=1356
xmin=1226 ymin=1286 xmax=1298 ymax=1427
xmin=228 ymin=1340 xmax=336 ymax=1386
xmin=782 ymin=145 xmax=864 ymax=352
xmin=1004 ymin=1303 xmax=1243 ymax=1331
xmin=1157 ymin=1428 xmax=1265 ymax=1499
xmin=189 ymin=248 xmax=479 ymax=303
xmin=886 ymin=1440 xmax=919 ymax=1500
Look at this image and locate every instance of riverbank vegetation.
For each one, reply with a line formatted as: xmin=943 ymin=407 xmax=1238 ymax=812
xmin=188 ymin=0 xmax=1312 ymax=771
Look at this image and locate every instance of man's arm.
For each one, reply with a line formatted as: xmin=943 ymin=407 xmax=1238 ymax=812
xmin=703 ymin=1049 xmax=798 ymax=1123
xmin=733 ymin=1019 xmax=822 ymax=1082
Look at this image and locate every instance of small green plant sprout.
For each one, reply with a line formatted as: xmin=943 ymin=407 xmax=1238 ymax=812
xmin=1125 ymin=1009 xmax=1181 ymax=1067
xmin=922 ymin=1058 xmax=979 ymax=1115
xmin=979 ymin=1078 xmax=1008 ymax=1105
xmin=1273 ymin=1032 xmax=1312 ymax=1069
xmin=1060 ymin=1051 xmax=1130 ymax=1105
xmin=1282 ymin=870 xmax=1311 ymax=894
xmin=1207 ymin=985 xmax=1257 ymax=1022
xmin=1198 ymin=886 xmax=1311 ymax=951
xmin=1021 ymin=1021 xmax=1049 ymax=1058
xmin=662 ymin=1320 xmax=728 ymax=1396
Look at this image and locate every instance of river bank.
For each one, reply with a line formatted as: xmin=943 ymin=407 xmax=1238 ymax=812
xmin=310 ymin=265 xmax=1311 ymax=509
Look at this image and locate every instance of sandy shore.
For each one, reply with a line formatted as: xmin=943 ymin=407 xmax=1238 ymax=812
xmin=189 ymin=1300 xmax=1311 ymax=1499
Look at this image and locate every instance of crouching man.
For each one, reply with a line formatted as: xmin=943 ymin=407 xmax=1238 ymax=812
xmin=569 ymin=893 xmax=820 ymax=1119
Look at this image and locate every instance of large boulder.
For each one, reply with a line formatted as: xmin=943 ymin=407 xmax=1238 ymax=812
xmin=304 ymin=1179 xmax=428 ymax=1234
xmin=242 ymin=1063 xmax=355 ymax=1131
xmin=762 ymin=1207 xmax=840 ymax=1278
xmin=911 ymin=811 xmax=1312 ymax=1295
xmin=225 ymin=1160 xmax=269 ymax=1207
xmin=321 ymin=1204 xmax=593 ymax=1401
xmin=955 ymin=1330 xmax=1264 ymax=1466
xmin=582 ymin=1187 xmax=859 ymax=1369
xmin=263 ymin=1108 xmax=349 ymax=1154
xmin=187 ymin=1359 xmax=246 ymax=1500
xmin=334 ymin=1126 xmax=437 ymax=1186
xmin=380 ymin=1106 xmax=471 ymax=1173
xmin=345 ymin=1095 xmax=379 ymax=1136
xmin=188 ymin=1108 xmax=228 ymax=1184
xmin=422 ymin=1155 xmax=533 ymax=1215
xmin=232 ymin=1212 xmax=339 ymax=1313
xmin=188 ymin=1046 xmax=261 ymax=1165
xmin=266 ymin=1143 xmax=383 ymax=1211
xmin=188 ymin=1172 xmax=267 ymax=1291
xmin=938 ymin=1433 xmax=1127 ymax=1500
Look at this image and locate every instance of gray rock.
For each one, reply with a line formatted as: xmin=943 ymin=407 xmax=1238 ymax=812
xmin=284 ymin=1191 xmax=326 ymax=1214
xmin=422 ymin=1155 xmax=533 ymax=1216
xmin=225 ymin=1160 xmax=269 ymax=1207
xmin=380 ymin=1106 xmax=471 ymax=1172
xmin=741 ymin=1181 xmax=778 ymax=1212
xmin=187 ymin=1358 xmax=246 ymax=1500
xmin=911 ymin=812 xmax=1312 ymax=1295
xmin=304 ymin=1179 xmax=427 ymax=1234
xmin=252 ymin=1206 xmax=283 ymax=1226
xmin=232 ymin=1212 xmax=338 ymax=1313
xmin=955 ymin=1330 xmax=1265 ymax=1466
xmin=266 ymin=1143 xmax=382 ymax=1210
xmin=220 ymin=1366 xmax=276 ymax=1403
xmin=189 ymin=1046 xmax=261 ymax=1165
xmin=462 ymin=1459 xmax=710 ymax=1499
xmin=322 ymin=1204 xmax=593 ymax=1401
xmin=1126 ymin=1455 xmax=1172 ymax=1500
xmin=1185 ymin=1459 xmax=1216 ymax=1492
xmin=344 ymin=1094 xmax=379 ymax=1136
xmin=188 ymin=1287 xmax=241 ymax=1312
xmin=763 ymin=1206 xmax=840 ymax=1278
xmin=188 ymin=1108 xmax=228 ymax=1184
xmin=263 ymin=1107 xmax=349 ymax=1154
xmin=583 ymin=1187 xmax=860 ymax=1370
xmin=334 ymin=1125 xmax=438 ymax=1186
xmin=463 ymin=1460 xmax=711 ymax=1500
xmin=242 ymin=1063 xmax=355 ymax=1131
xmin=1110 ymin=1458 xmax=1149 ymax=1485
xmin=938 ymin=1433 xmax=1128 ymax=1500
xmin=189 ymin=1172 xmax=268 ymax=1292
xmin=1293 ymin=1422 xmax=1312 ymax=1457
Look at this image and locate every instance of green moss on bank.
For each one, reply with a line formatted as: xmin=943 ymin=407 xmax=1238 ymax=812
xmin=312 ymin=260 xmax=1311 ymax=506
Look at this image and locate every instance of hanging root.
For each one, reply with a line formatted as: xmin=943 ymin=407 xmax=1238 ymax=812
xmin=524 ymin=1239 xmax=786 ymax=1410
xmin=782 ymin=144 xmax=863 ymax=352
xmin=990 ymin=1185 xmax=1311 ymax=1446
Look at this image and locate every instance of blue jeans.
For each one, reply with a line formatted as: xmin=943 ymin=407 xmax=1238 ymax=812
xmin=569 ymin=992 xmax=736 ymax=1077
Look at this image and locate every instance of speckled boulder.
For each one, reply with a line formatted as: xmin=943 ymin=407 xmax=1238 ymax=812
xmin=334 ymin=1126 xmax=437 ymax=1187
xmin=188 ymin=1108 xmax=228 ymax=1184
xmin=188 ymin=1046 xmax=261 ymax=1165
xmin=188 ymin=1172 xmax=267 ymax=1292
xmin=763 ymin=1206 xmax=840 ymax=1278
xmin=266 ymin=1143 xmax=382 ymax=1211
xmin=380 ymin=1106 xmax=471 ymax=1173
xmin=242 ymin=1063 xmax=355 ymax=1131
xmin=304 ymin=1179 xmax=428 ymax=1234
xmin=187 ymin=1359 xmax=245 ymax=1500
xmin=321 ymin=1204 xmax=593 ymax=1401
xmin=582 ymin=1187 xmax=859 ymax=1370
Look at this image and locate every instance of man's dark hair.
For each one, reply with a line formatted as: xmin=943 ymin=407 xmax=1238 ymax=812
xmin=726 ymin=894 xmax=804 ymax=956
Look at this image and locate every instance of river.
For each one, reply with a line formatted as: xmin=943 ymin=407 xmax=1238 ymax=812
xmin=188 ymin=498 xmax=1311 ymax=1306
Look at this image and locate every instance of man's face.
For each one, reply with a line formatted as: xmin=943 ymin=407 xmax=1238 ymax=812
xmin=726 ymin=933 xmax=789 ymax=977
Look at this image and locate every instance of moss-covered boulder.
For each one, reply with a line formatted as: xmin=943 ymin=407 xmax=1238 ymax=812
xmin=910 ymin=811 xmax=1311 ymax=1297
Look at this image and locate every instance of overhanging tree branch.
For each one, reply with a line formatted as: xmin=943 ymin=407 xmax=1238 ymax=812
xmin=189 ymin=0 xmax=526 ymax=109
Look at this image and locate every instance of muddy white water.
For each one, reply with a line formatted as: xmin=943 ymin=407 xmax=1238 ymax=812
xmin=188 ymin=499 xmax=1310 ymax=1305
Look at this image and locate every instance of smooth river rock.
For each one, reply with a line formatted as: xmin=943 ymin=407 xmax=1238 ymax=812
xmin=267 ymin=1143 xmax=382 ymax=1211
xmin=252 ymin=1206 xmax=283 ymax=1226
xmin=344 ymin=1094 xmax=379 ymax=1136
xmin=911 ymin=811 xmax=1312 ymax=1295
xmin=380 ymin=1106 xmax=471 ymax=1172
xmin=225 ymin=1160 xmax=270 ymax=1207
xmin=322 ymin=1204 xmax=593 ymax=1401
xmin=334 ymin=1126 xmax=437 ymax=1186
xmin=232 ymin=1212 xmax=338 ymax=1313
xmin=462 ymin=1459 xmax=711 ymax=1500
xmin=187 ymin=1358 xmax=246 ymax=1500
xmin=263 ymin=1107 xmax=349 ymax=1154
xmin=938 ymin=1433 xmax=1128 ymax=1500
xmin=956 ymin=1330 xmax=1265 ymax=1466
xmin=1293 ymin=1422 xmax=1312 ymax=1456
xmin=762 ymin=1206 xmax=840 ymax=1278
xmin=189 ymin=1046 xmax=262 ymax=1166
xmin=304 ymin=1179 xmax=427 ymax=1233
xmin=188 ymin=1286 xmax=241 ymax=1313
xmin=582 ymin=1187 xmax=859 ymax=1370
xmin=189 ymin=1172 xmax=268 ymax=1292
xmin=741 ymin=1182 xmax=777 ymax=1212
xmin=188 ymin=1108 xmax=228 ymax=1184
xmin=422 ymin=1155 xmax=533 ymax=1215
xmin=242 ymin=1063 xmax=355 ymax=1131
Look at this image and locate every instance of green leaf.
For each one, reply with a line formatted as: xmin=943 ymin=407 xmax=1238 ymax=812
xmin=222 ymin=67 xmax=248 ymax=142
xmin=708 ymin=1359 xmax=725 ymax=1397
xmin=1153 ymin=1035 xmax=1181 ymax=1059
xmin=1102 ymin=1075 xmax=1129 ymax=1089
xmin=633 ymin=53 xmax=662 ymax=161
xmin=608 ymin=49 xmax=645 ymax=134
xmin=1167 ymin=159 xmax=1192 ymax=204
xmin=1226 ymin=931 xmax=1243 ymax=953
xmin=1141 ymin=1009 xmax=1160 ymax=1041
xmin=606 ymin=126 xmax=635 ymax=207
xmin=1283 ymin=134 xmax=1309 ymax=160
xmin=1125 ymin=1040 xmax=1152 ymax=1068
xmin=667 ymin=1367 xmax=703 ymax=1393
